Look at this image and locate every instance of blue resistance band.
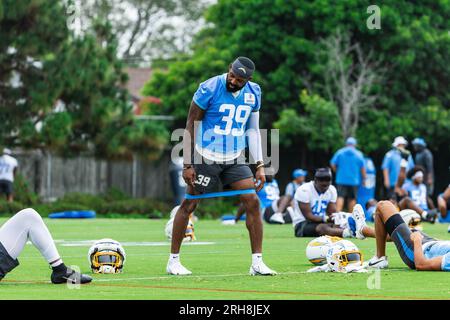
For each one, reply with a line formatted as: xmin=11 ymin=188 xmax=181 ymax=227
xmin=185 ymin=188 xmax=256 ymax=200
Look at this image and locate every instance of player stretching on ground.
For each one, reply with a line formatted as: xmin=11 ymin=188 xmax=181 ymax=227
xmin=167 ymin=57 xmax=276 ymax=276
xmin=369 ymin=200 xmax=449 ymax=271
xmin=0 ymin=208 xmax=92 ymax=283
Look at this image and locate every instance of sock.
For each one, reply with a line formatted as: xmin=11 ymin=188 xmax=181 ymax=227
xmin=50 ymin=258 xmax=63 ymax=268
xmin=342 ymin=228 xmax=353 ymax=238
xmin=51 ymin=262 xmax=67 ymax=274
xmin=421 ymin=211 xmax=428 ymax=219
xmin=169 ymin=253 xmax=180 ymax=264
xmin=252 ymin=253 xmax=262 ymax=265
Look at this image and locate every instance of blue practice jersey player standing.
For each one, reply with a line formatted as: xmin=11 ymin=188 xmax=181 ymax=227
xmin=167 ymin=57 xmax=277 ymax=276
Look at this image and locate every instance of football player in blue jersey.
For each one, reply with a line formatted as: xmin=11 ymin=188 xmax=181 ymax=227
xmin=167 ymin=57 xmax=276 ymax=276
xmin=369 ymin=200 xmax=450 ymax=271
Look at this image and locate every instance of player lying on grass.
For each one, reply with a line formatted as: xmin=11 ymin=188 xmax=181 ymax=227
xmin=290 ymin=168 xmax=375 ymax=240
xmin=0 ymin=208 xmax=92 ymax=284
xmin=368 ymin=200 xmax=449 ymax=271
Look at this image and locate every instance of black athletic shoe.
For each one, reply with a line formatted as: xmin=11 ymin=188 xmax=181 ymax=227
xmin=51 ymin=267 xmax=92 ymax=285
xmin=422 ymin=209 xmax=438 ymax=224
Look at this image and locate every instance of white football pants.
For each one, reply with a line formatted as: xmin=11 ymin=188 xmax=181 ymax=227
xmin=0 ymin=208 xmax=61 ymax=264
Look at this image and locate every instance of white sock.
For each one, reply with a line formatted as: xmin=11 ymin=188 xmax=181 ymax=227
xmin=252 ymin=253 xmax=262 ymax=265
xmin=342 ymin=228 xmax=353 ymax=238
xmin=50 ymin=258 xmax=63 ymax=267
xmin=421 ymin=211 xmax=428 ymax=219
xmin=169 ymin=253 xmax=180 ymax=264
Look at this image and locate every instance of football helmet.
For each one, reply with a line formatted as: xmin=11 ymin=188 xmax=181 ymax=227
xmin=165 ymin=206 xmax=196 ymax=241
xmin=399 ymin=209 xmax=422 ymax=229
xmin=88 ymin=239 xmax=126 ymax=274
xmin=306 ymin=235 xmax=342 ymax=265
xmin=326 ymin=239 xmax=364 ymax=273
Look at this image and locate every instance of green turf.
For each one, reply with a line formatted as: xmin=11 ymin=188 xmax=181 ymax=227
xmin=1 ymin=217 xmax=449 ymax=300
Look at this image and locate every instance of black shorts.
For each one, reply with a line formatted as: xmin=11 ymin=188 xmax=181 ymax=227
xmin=385 ymin=214 xmax=436 ymax=270
xmin=0 ymin=180 xmax=13 ymax=196
xmin=192 ymin=157 xmax=254 ymax=194
xmin=0 ymin=242 xmax=19 ymax=280
xmin=294 ymin=220 xmax=323 ymax=237
xmin=336 ymin=185 xmax=358 ymax=199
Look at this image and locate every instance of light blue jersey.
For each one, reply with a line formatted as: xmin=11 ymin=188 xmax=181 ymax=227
xmin=193 ymin=74 xmax=261 ymax=158
xmin=257 ymin=180 xmax=280 ymax=209
xmin=382 ymin=149 xmax=414 ymax=188
xmin=330 ymin=146 xmax=365 ymax=186
xmin=424 ymin=241 xmax=450 ymax=271
xmin=402 ymin=181 xmax=428 ymax=210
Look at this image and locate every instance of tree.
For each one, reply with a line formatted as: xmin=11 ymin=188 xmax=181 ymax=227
xmin=0 ymin=1 xmax=168 ymax=159
xmin=144 ymin=0 xmax=449 ymax=156
xmin=71 ymin=0 xmax=211 ymax=64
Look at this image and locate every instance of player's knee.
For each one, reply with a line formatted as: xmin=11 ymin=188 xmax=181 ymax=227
xmin=16 ymin=208 xmax=42 ymax=222
xmin=240 ymin=194 xmax=259 ymax=213
xmin=180 ymin=199 xmax=198 ymax=217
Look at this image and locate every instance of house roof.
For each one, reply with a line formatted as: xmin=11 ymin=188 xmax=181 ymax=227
xmin=125 ymin=67 xmax=152 ymax=100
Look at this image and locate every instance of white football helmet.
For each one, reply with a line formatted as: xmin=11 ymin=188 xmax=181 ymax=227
xmin=326 ymin=239 xmax=364 ymax=273
xmin=88 ymin=239 xmax=126 ymax=274
xmin=306 ymin=235 xmax=342 ymax=265
xmin=399 ymin=209 xmax=422 ymax=229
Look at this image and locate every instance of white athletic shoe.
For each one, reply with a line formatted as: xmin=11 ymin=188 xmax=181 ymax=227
xmin=269 ymin=212 xmax=285 ymax=224
xmin=166 ymin=261 xmax=192 ymax=275
xmin=365 ymin=255 xmax=389 ymax=269
xmin=352 ymin=204 xmax=367 ymax=240
xmin=249 ymin=261 xmax=277 ymax=276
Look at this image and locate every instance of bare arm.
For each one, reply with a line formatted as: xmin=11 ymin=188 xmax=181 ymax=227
xmin=438 ymin=187 xmax=450 ymax=218
xmin=276 ymin=195 xmax=292 ymax=214
xmin=326 ymin=202 xmax=337 ymax=216
xmin=411 ymin=232 xmax=442 ymax=271
xmin=299 ymin=202 xmax=324 ymax=223
xmin=360 ymin=166 xmax=366 ymax=182
xmin=182 ymin=101 xmax=205 ymax=186
xmin=330 ymin=164 xmax=337 ymax=173
xmin=383 ymin=169 xmax=390 ymax=188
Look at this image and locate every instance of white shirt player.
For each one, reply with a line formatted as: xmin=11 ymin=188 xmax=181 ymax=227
xmin=0 ymin=154 xmax=18 ymax=182
xmin=291 ymin=181 xmax=337 ymax=226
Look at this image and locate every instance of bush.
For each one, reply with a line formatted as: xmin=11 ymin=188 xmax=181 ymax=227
xmin=100 ymin=187 xmax=130 ymax=202
xmin=13 ymin=174 xmax=40 ymax=205
xmin=60 ymin=192 xmax=105 ymax=209
xmin=96 ymin=198 xmax=171 ymax=217
xmin=0 ymin=200 xmax=27 ymax=215
xmin=195 ymin=198 xmax=238 ymax=219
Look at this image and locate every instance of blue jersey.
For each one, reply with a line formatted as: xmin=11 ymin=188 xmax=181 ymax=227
xmin=424 ymin=241 xmax=450 ymax=271
xmin=193 ymin=74 xmax=261 ymax=157
xmin=402 ymin=181 xmax=428 ymax=210
xmin=257 ymin=180 xmax=280 ymax=209
xmin=382 ymin=149 xmax=414 ymax=188
xmin=330 ymin=146 xmax=365 ymax=186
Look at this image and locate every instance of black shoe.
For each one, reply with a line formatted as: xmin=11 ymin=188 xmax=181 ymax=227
xmin=51 ymin=267 xmax=92 ymax=285
xmin=422 ymin=209 xmax=438 ymax=224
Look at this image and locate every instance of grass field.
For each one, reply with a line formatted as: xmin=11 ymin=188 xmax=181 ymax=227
xmin=1 ymin=217 xmax=449 ymax=300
